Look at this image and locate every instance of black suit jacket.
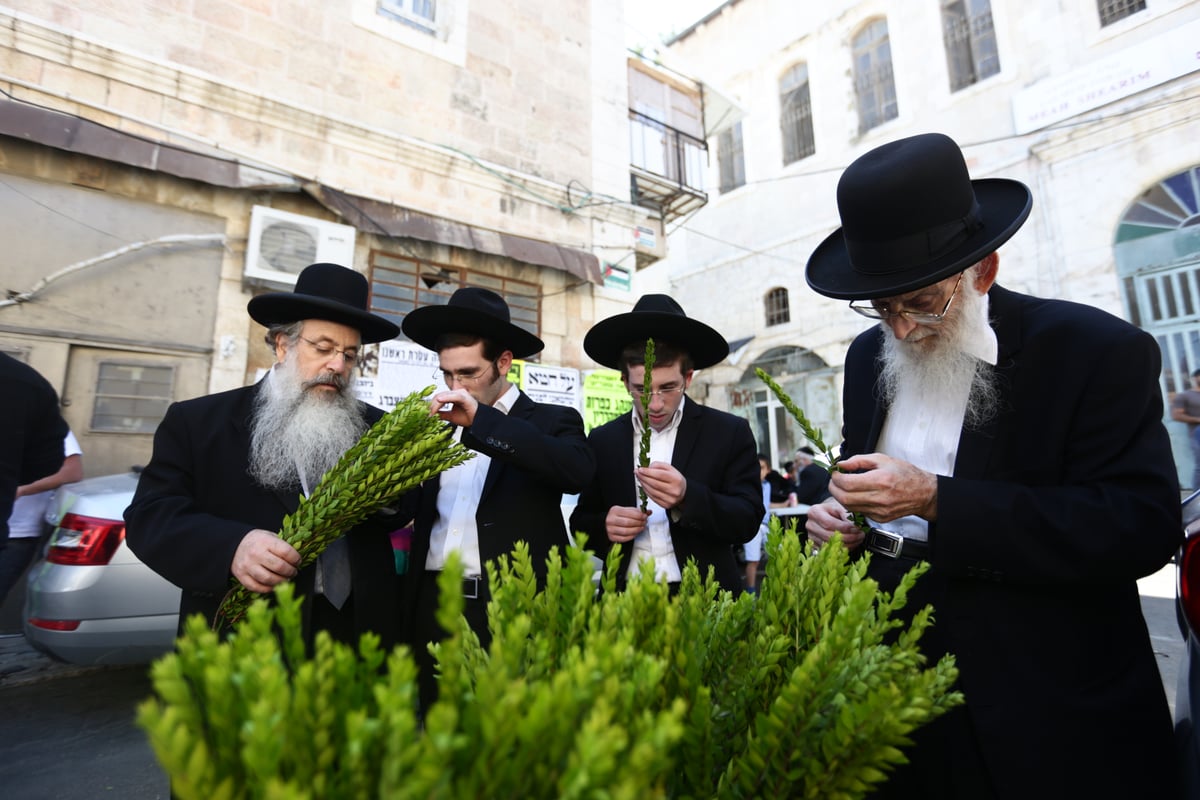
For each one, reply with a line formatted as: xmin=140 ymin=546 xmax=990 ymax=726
xmin=570 ymin=398 xmax=763 ymax=593
xmin=124 ymin=381 xmax=400 ymax=646
xmin=1 ymin=353 xmax=68 ymax=541
xmin=841 ymin=284 xmax=1180 ymax=798
xmin=400 ymin=389 xmax=595 ymax=589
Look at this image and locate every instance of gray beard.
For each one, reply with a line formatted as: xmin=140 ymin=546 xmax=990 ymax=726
xmin=877 ymin=282 xmax=1000 ymax=431
xmin=248 ymin=354 xmax=367 ymax=492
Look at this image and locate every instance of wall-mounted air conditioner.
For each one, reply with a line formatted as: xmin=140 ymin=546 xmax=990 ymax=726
xmin=243 ymin=205 xmax=357 ymax=287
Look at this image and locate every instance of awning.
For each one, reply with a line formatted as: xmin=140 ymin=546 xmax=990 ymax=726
xmin=308 ymin=185 xmax=603 ymax=285
xmin=0 ymin=99 xmax=298 ymax=189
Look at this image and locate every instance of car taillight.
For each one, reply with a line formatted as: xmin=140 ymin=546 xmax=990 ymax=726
xmin=27 ymin=618 xmax=81 ymax=631
xmin=46 ymin=513 xmax=126 ymax=566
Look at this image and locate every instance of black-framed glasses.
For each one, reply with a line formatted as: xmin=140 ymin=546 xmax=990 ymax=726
xmin=434 ymin=362 xmax=497 ymax=386
xmin=628 ymin=384 xmax=685 ymax=399
xmin=848 ymin=271 xmax=965 ymax=325
xmin=299 ymin=335 xmax=360 ymax=366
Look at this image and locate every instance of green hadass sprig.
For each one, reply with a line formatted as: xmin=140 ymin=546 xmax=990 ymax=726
xmin=755 ymin=367 xmax=871 ymax=535
xmin=637 ymin=337 xmax=655 ymax=512
xmin=215 ymin=386 xmax=474 ymax=628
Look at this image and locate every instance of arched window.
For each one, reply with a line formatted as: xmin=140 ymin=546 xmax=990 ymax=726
xmin=779 ymin=63 xmax=815 ymax=165
xmin=852 ymin=19 xmax=898 ymax=134
xmin=765 ymin=287 xmax=790 ymax=326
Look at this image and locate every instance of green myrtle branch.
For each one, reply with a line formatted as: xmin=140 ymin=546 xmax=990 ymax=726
xmin=637 ymin=337 xmax=655 ymax=513
xmin=214 ymin=386 xmax=474 ymax=628
xmin=755 ymin=368 xmax=870 ymax=535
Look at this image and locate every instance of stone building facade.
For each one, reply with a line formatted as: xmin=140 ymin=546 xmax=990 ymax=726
xmin=0 ymin=1 xmax=666 ymax=476
xmin=644 ymin=0 xmax=1200 ymax=485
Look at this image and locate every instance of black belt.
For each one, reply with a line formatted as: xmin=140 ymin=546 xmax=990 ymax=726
xmin=864 ymin=527 xmax=931 ymax=561
xmin=462 ymin=575 xmax=483 ymax=600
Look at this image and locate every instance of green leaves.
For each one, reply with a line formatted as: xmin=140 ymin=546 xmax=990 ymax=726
xmin=755 ymin=367 xmax=871 ymax=535
xmin=215 ymin=386 xmax=474 ymax=628
xmin=142 ymin=524 xmax=961 ymax=799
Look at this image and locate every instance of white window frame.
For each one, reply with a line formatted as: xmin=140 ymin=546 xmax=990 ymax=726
xmin=351 ymin=0 xmax=468 ymax=66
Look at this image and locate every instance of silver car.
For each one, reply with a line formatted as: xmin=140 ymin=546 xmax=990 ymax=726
xmin=23 ymin=470 xmax=180 ymax=665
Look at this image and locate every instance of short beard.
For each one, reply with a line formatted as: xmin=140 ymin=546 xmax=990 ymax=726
xmin=877 ymin=278 xmax=1000 ymax=430
xmin=248 ymin=351 xmax=367 ymax=492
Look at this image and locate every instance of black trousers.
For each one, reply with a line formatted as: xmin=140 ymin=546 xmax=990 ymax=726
xmin=412 ymin=571 xmax=491 ymax=714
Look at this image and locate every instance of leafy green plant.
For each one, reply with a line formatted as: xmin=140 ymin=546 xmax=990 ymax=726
xmin=756 ymin=367 xmax=871 ymax=535
xmin=141 ymin=524 xmax=961 ymax=799
xmin=215 ymin=386 xmax=474 ymax=628
xmin=637 ymin=337 xmax=655 ymax=513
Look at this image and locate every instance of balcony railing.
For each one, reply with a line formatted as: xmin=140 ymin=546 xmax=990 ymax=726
xmin=628 ymin=110 xmax=708 ymax=225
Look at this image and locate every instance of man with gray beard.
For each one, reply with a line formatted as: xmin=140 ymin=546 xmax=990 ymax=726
xmin=804 ymin=134 xmax=1179 ymax=799
xmin=126 ymin=263 xmax=404 ymax=649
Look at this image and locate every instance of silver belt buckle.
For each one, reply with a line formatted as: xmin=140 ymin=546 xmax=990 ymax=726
xmin=867 ymin=527 xmax=904 ymax=558
xmin=463 ymin=576 xmax=480 ymax=600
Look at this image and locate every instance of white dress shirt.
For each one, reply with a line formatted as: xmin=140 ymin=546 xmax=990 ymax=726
xmin=627 ymin=394 xmax=686 ymax=583
xmin=874 ymin=295 xmax=998 ymax=542
xmin=425 ymin=382 xmax=520 ymax=577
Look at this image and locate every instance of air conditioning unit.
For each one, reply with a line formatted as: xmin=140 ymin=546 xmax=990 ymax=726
xmin=243 ymin=205 xmax=358 ymax=287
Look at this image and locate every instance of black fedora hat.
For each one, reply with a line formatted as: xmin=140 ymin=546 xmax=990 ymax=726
xmin=806 ymin=132 xmax=1032 ymax=300
xmin=402 ymin=287 xmax=544 ymax=359
xmin=247 ymin=263 xmax=399 ymax=343
xmin=584 ymin=294 xmax=729 ymax=370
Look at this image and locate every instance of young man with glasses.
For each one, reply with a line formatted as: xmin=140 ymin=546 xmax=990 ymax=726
xmin=804 ymin=133 xmax=1180 ymax=798
xmin=126 ymin=262 xmax=404 ymax=649
xmin=570 ymin=294 xmax=763 ymax=594
xmin=398 ymin=286 xmax=594 ymax=711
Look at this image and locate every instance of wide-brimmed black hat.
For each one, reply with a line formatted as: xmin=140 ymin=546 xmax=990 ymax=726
xmin=401 ymin=287 xmax=544 ymax=358
xmin=806 ymin=132 xmax=1032 ymax=300
xmin=247 ymin=262 xmax=399 ymax=343
xmin=584 ymin=294 xmax=729 ymax=370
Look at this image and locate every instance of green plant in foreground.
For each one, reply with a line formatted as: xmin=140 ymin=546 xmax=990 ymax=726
xmin=141 ymin=524 xmax=962 ymax=799
xmin=756 ymin=367 xmax=871 ymax=535
xmin=637 ymin=337 xmax=655 ymax=513
xmin=215 ymin=386 xmax=474 ymax=628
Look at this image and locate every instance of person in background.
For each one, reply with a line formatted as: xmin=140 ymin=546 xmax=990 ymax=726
xmin=570 ymin=294 xmax=763 ymax=595
xmin=1172 ymin=367 xmax=1200 ymax=490
xmin=0 ymin=352 xmax=68 ymax=545
xmin=792 ymin=446 xmax=831 ymax=505
xmin=803 ymin=132 xmax=1179 ymax=798
xmin=126 ymin=263 xmax=404 ymax=650
xmin=0 ymin=430 xmax=83 ymax=606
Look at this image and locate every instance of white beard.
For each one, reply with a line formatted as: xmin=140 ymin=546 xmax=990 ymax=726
xmin=248 ymin=351 xmax=367 ymax=492
xmin=878 ymin=278 xmax=999 ymax=430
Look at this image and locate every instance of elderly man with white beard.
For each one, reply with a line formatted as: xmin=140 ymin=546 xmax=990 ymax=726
xmin=126 ymin=263 xmax=404 ymax=649
xmin=803 ymin=134 xmax=1180 ymax=800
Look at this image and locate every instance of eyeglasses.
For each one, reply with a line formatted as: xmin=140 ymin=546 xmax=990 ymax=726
xmin=434 ymin=362 xmax=496 ymax=386
xmin=299 ymin=336 xmax=360 ymax=366
xmin=628 ymin=384 xmax=685 ymax=399
xmin=848 ymin=271 xmax=965 ymax=325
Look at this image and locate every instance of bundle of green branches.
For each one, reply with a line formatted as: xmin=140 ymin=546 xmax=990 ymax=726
xmin=637 ymin=337 xmax=655 ymax=512
xmin=141 ymin=524 xmax=962 ymax=799
xmin=214 ymin=386 xmax=474 ymax=628
xmin=756 ymin=366 xmax=871 ymax=536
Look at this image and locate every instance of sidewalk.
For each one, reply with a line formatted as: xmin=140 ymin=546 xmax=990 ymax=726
xmin=0 ymin=633 xmax=111 ymax=688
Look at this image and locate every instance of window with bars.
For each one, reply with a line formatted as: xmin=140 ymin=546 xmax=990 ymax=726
xmin=91 ymin=362 xmax=174 ymax=434
xmin=852 ymin=20 xmax=899 ymax=135
xmin=368 ymin=253 xmax=542 ymax=351
xmin=764 ymin=287 xmax=791 ymax=327
xmin=1098 ymin=0 xmax=1146 ymax=26
xmin=718 ymin=122 xmax=746 ymax=193
xmin=780 ymin=63 xmax=815 ymax=165
xmin=942 ymin=0 xmax=1000 ymax=91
